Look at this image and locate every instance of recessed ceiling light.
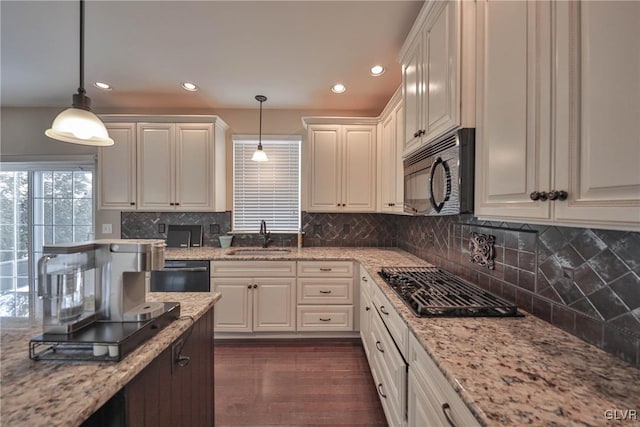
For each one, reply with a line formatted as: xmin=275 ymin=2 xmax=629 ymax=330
xmin=181 ymin=82 xmax=198 ymax=92
xmin=370 ymin=65 xmax=385 ymax=76
xmin=331 ymin=83 xmax=346 ymax=94
xmin=94 ymin=82 xmax=112 ymax=90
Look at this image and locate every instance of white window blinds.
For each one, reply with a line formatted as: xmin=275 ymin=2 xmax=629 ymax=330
xmin=233 ymin=136 xmax=301 ymax=232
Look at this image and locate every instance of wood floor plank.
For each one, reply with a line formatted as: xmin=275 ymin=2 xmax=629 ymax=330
xmin=214 ymin=339 xmax=388 ymax=426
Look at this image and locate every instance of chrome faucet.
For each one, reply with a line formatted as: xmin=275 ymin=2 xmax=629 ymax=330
xmin=259 ymin=220 xmax=272 ymax=248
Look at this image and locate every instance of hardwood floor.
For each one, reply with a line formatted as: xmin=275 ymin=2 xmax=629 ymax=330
xmin=214 ymin=339 xmax=388 ymax=426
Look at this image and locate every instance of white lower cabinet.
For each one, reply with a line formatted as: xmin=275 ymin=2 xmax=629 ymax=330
xmin=211 ymin=261 xmax=296 ymax=333
xmin=370 ymin=307 xmax=407 ymax=427
xmin=296 ymin=261 xmax=354 ymax=332
xmin=359 ymin=268 xmax=374 ymax=361
xmin=408 ymin=333 xmax=480 ymax=427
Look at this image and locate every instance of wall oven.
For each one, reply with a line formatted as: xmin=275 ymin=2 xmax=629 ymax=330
xmin=403 ymin=128 xmax=475 ymax=215
xmin=150 ymin=260 xmax=210 ymax=292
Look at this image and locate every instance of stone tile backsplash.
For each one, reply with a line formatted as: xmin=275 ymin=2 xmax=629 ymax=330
xmin=120 ymin=210 xmax=639 ymax=366
xmin=396 ymin=214 xmax=640 ymax=367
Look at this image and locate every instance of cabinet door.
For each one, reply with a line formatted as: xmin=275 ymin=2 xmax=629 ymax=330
xmin=308 ymin=125 xmax=341 ymax=211
xmin=393 ymin=104 xmax=405 ymax=210
xmin=554 ymin=1 xmax=640 ymax=228
xmin=253 ymin=278 xmax=296 ymax=331
xmin=359 ymin=273 xmax=373 ymax=361
xmin=343 ymin=125 xmax=376 ymax=211
xmin=379 ymin=111 xmax=397 ymax=212
xmin=137 ymin=123 xmax=175 ymax=210
xmin=175 ymin=123 xmax=214 ymax=210
xmin=423 ymin=0 xmax=459 ymax=141
xmin=212 ymin=278 xmax=252 ymax=332
xmin=402 ymin=37 xmax=423 ymax=156
xmin=475 ymin=0 xmax=553 ymax=220
xmin=99 ymin=123 xmax=137 ymax=210
xmin=408 ymin=369 xmax=437 ymax=427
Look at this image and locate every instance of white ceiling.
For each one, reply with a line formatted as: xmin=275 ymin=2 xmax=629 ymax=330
xmin=1 ymin=1 xmax=424 ymax=113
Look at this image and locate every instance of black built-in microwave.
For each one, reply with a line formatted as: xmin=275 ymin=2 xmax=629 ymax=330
xmin=403 ymin=128 xmax=475 ymax=216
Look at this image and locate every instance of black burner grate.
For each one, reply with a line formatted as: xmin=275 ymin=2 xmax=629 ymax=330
xmin=378 ymin=267 xmax=520 ymax=317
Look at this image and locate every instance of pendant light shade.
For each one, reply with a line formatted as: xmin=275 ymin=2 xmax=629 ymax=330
xmin=46 ymin=0 xmax=113 ymax=146
xmin=251 ymin=95 xmax=268 ymax=162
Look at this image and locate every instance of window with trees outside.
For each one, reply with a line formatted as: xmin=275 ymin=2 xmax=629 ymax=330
xmin=233 ymin=136 xmax=301 ymax=232
xmin=0 ymin=162 xmax=94 ymax=318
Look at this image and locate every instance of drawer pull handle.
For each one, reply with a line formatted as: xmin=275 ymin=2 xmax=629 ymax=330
xmin=375 ymin=341 xmax=384 ymax=353
xmin=319 ymin=268 xmax=332 ymax=272
xmin=361 ymin=276 xmax=368 ymax=282
xmin=442 ymin=403 xmax=456 ymax=427
xmin=377 ymin=383 xmax=387 ymax=399
xmin=380 ymin=306 xmax=389 ymax=315
xmin=319 ymin=290 xmax=332 ymax=294
xmin=319 ymin=318 xmax=331 ymax=322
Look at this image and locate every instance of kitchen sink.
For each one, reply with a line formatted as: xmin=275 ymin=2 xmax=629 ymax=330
xmin=226 ymin=248 xmax=292 ymax=256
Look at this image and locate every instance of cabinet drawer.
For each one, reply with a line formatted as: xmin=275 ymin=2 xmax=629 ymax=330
xmin=297 ymin=278 xmax=353 ymax=304
xmin=296 ymin=306 xmax=353 ymax=331
xmin=408 ymin=333 xmax=480 ymax=427
xmin=297 ymin=261 xmax=353 ymax=277
xmin=211 ymin=261 xmax=296 ymax=277
xmin=371 ymin=284 xmax=409 ymax=359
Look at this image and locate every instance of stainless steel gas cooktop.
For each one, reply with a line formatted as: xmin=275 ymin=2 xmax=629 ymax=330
xmin=378 ymin=266 xmax=521 ymax=318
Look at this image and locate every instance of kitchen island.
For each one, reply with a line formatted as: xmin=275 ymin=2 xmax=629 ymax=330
xmin=167 ymin=246 xmax=640 ymax=426
xmin=0 ymin=292 xmax=220 ymax=427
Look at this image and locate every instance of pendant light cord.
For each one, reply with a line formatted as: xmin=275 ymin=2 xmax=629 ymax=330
xmin=78 ymin=0 xmax=85 ymax=95
xmin=258 ymin=98 xmax=263 ymax=148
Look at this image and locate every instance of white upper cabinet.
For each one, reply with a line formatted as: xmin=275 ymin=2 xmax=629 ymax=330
xmin=553 ymin=1 xmax=640 ymax=229
xmin=475 ymin=0 xmax=640 ymax=231
xmin=475 ymin=0 xmax=553 ymax=220
xmin=137 ymin=123 xmax=175 ymax=210
xmin=99 ymin=123 xmax=137 ymax=210
xmin=304 ymin=118 xmax=377 ymax=212
xmin=399 ymin=0 xmax=476 ymax=157
xmin=99 ymin=115 xmax=228 ymax=212
xmin=377 ymin=88 xmax=405 ymax=213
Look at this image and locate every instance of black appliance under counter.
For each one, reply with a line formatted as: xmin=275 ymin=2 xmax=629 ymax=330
xmin=151 ymin=260 xmax=211 ymax=292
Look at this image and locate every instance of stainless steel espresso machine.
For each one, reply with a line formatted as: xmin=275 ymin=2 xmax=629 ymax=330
xmin=30 ymin=239 xmax=180 ymax=361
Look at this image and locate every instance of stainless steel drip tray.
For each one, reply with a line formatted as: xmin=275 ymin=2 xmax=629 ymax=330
xmin=378 ymin=267 xmax=522 ymax=318
xmin=29 ymin=302 xmax=180 ymax=362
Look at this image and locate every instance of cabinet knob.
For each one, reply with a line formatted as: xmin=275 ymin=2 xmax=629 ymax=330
xmin=548 ymin=190 xmax=568 ymax=201
xmin=130 ymin=202 xmax=135 ymax=206
xmin=175 ymin=202 xmax=180 ymax=206
xmin=253 ymin=284 xmax=258 ymax=289
xmin=169 ymin=202 xmax=175 ymax=206
xmin=365 ymin=306 xmax=370 ymax=311
xmin=247 ymin=284 xmax=252 ymax=289
xmin=413 ymin=131 xmax=419 ymax=138
xmin=529 ymin=191 xmax=548 ymax=201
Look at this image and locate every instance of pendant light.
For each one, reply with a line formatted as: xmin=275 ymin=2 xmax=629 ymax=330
xmin=45 ymin=0 xmax=113 ymax=146
xmin=251 ymin=95 xmax=268 ymax=162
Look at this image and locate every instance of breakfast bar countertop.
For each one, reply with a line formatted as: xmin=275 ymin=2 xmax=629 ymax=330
xmin=167 ymin=246 xmax=640 ymax=426
xmin=0 ymin=292 xmax=221 ymax=427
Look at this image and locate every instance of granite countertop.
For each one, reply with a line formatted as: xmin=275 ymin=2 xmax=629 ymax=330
xmin=0 ymin=292 xmax=221 ymax=427
xmin=168 ymin=246 xmax=640 ymax=426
